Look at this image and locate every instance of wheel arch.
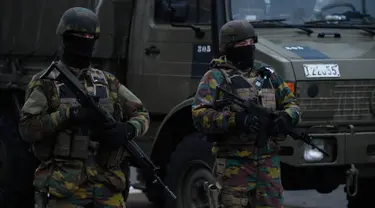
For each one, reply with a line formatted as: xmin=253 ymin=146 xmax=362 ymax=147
xmin=150 ymin=97 xmax=196 ymax=177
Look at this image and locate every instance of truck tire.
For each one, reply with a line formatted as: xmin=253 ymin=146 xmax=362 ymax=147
xmin=164 ymin=132 xmax=216 ymax=208
xmin=346 ymin=178 xmax=375 ymax=208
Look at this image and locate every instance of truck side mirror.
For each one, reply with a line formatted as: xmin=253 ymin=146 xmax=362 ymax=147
xmin=167 ymin=2 xmax=190 ymax=23
xmin=157 ymin=0 xmax=204 ymax=39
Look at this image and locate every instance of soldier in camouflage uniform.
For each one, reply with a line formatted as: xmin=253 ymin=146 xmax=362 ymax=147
xmin=19 ymin=7 xmax=150 ymax=208
xmin=192 ymin=20 xmax=301 ymax=208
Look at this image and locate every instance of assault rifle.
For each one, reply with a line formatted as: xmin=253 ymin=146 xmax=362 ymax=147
xmin=215 ymin=85 xmax=329 ymax=157
xmin=40 ymin=61 xmax=177 ymax=199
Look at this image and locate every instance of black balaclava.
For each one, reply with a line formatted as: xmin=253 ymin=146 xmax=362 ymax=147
xmin=226 ymin=44 xmax=255 ymax=71
xmin=62 ymin=35 xmax=96 ymax=69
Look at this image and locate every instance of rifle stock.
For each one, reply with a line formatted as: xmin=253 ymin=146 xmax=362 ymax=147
xmin=215 ymin=86 xmax=329 ymax=156
xmin=40 ymin=61 xmax=177 ymax=199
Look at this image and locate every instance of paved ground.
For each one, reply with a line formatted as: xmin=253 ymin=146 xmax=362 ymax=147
xmin=128 ymin=167 xmax=348 ymax=208
xmin=126 ymin=189 xmax=347 ymax=208
xmin=283 ymin=186 xmax=346 ymax=208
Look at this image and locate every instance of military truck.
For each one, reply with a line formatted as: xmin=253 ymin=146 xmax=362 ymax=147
xmin=1 ymin=0 xmax=375 ymax=207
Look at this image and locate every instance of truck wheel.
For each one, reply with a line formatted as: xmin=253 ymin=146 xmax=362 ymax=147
xmin=164 ymin=132 xmax=215 ymax=208
xmin=346 ymin=178 xmax=375 ymax=207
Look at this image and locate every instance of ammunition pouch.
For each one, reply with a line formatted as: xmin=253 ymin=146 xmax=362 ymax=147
xmin=53 ymin=131 xmax=90 ymax=159
xmin=32 ymin=138 xmax=55 ymax=162
xmin=96 ymin=145 xmax=128 ymax=169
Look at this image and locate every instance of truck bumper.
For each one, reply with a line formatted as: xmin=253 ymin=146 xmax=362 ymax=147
xmin=278 ymin=131 xmax=375 ymax=177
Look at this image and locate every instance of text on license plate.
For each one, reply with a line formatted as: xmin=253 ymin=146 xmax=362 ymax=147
xmin=303 ymin=64 xmax=340 ymax=78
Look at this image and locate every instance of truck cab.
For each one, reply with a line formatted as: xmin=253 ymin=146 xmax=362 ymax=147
xmin=1 ymin=0 xmax=375 ymax=207
xmin=143 ymin=0 xmax=375 ymax=208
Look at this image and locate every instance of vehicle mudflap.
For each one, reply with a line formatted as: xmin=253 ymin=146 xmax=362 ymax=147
xmin=346 ymin=164 xmax=359 ymax=197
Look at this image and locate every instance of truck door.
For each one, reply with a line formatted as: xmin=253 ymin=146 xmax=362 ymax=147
xmin=127 ymin=0 xmax=213 ymax=114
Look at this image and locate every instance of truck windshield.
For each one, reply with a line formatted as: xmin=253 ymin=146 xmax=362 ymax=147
xmin=229 ymin=0 xmax=375 ymax=26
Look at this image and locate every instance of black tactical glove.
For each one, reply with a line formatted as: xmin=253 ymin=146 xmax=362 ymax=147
xmin=66 ymin=95 xmax=101 ymax=126
xmin=98 ymin=122 xmax=136 ymax=149
xmin=67 ymin=106 xmax=97 ymax=126
xmin=273 ymin=111 xmax=293 ymax=134
xmin=235 ymin=110 xmax=261 ymax=133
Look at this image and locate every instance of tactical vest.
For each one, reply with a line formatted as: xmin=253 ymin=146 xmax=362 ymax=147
xmin=216 ymin=68 xmax=277 ymax=144
xmin=33 ymin=68 xmax=127 ymax=169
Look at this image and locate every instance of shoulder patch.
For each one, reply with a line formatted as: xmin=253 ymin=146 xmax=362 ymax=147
xmin=205 ymin=69 xmax=228 ymax=86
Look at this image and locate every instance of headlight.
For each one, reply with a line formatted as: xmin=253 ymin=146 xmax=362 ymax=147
xmin=303 ymin=139 xmax=325 ymax=162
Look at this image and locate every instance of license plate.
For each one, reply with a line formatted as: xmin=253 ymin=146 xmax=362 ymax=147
xmin=303 ymin=64 xmax=340 ymax=78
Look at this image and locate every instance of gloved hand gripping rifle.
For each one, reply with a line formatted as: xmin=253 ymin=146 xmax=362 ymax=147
xmin=214 ymin=85 xmax=329 ymax=157
xmin=40 ymin=61 xmax=177 ymax=200
xmin=214 ymin=85 xmax=277 ymax=148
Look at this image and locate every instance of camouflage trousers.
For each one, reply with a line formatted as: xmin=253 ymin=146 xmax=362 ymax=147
xmin=47 ymin=182 xmax=126 ymax=208
xmin=215 ymin=156 xmax=283 ymax=208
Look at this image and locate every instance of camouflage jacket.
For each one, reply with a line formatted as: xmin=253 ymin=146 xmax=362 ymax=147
xmin=191 ymin=58 xmax=301 ymax=156
xmin=19 ymin=62 xmax=150 ymax=196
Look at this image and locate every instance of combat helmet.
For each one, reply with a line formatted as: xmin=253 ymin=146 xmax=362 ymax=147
xmin=219 ymin=20 xmax=258 ymax=54
xmin=56 ymin=7 xmax=100 ymax=39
